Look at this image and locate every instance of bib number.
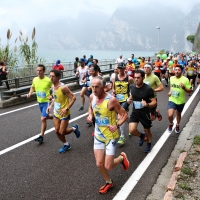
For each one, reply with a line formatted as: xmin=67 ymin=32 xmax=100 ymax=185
xmin=37 ymin=91 xmax=46 ymax=98
xmin=127 ymin=71 xmax=132 ymax=75
xmin=95 ymin=116 xmax=109 ymax=126
xmin=133 ymin=101 xmax=144 ymax=109
xmin=116 ymin=94 xmax=125 ymax=101
xmin=171 ymin=90 xmax=180 ymax=98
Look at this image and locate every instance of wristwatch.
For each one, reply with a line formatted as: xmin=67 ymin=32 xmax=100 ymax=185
xmin=66 ymin=108 xmax=69 ymax=111
xmin=117 ymin=123 xmax=120 ymax=129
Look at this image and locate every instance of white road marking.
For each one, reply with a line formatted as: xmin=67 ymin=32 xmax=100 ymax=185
xmin=0 ymin=104 xmax=38 ymax=116
xmin=0 ymin=112 xmax=88 ymax=156
xmin=0 ymin=91 xmax=81 ymax=116
xmin=113 ymin=89 xmax=199 ymax=200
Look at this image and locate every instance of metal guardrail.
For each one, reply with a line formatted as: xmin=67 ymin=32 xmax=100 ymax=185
xmin=0 ymin=67 xmax=114 ymax=101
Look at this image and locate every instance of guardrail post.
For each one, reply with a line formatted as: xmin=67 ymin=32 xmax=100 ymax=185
xmin=0 ymin=87 xmax=3 ymax=100
xmin=60 ymin=71 xmax=63 ymax=79
xmin=15 ymin=77 xmax=20 ymax=88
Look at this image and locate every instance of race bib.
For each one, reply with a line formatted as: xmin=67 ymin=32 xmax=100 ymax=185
xmin=86 ymin=81 xmax=91 ymax=87
xmin=133 ymin=101 xmax=144 ymax=109
xmin=116 ymin=94 xmax=125 ymax=101
xmin=37 ymin=91 xmax=46 ymax=98
xmin=155 ymin=67 xmax=159 ymax=70
xmin=127 ymin=71 xmax=132 ymax=75
xmin=171 ymin=90 xmax=180 ymax=98
xmin=54 ymin=102 xmax=61 ymax=111
xmin=188 ymin=70 xmax=194 ymax=76
xmin=95 ymin=116 xmax=109 ymax=126
xmin=144 ymin=81 xmax=150 ymax=86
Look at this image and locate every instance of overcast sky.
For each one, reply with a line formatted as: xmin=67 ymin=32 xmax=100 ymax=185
xmin=0 ymin=0 xmax=199 ymax=35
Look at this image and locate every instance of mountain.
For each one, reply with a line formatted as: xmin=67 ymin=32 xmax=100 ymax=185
xmin=34 ymin=10 xmax=110 ymax=50
xmin=30 ymin=3 xmax=200 ymax=52
xmin=192 ymin=23 xmax=200 ymax=53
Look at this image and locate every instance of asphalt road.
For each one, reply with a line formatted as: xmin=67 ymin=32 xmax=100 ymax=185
xmin=0 ymin=85 xmax=199 ymax=200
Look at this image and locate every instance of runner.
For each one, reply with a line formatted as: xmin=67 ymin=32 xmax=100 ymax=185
xmin=128 ymin=70 xmax=157 ymax=153
xmin=47 ymin=70 xmax=80 ymax=153
xmin=112 ymin=62 xmax=134 ymax=145
xmin=168 ymin=65 xmax=191 ymax=134
xmin=153 ymin=56 xmax=162 ymax=80
xmin=53 ymin=60 xmax=64 ymax=71
xmin=125 ymin=58 xmax=135 ymax=78
xmin=27 ymin=64 xmax=53 ymax=143
xmin=75 ymin=58 xmax=88 ymax=111
xmin=81 ymin=63 xmax=100 ymax=127
xmin=87 ymin=76 xmax=129 ymax=194
xmin=185 ymin=62 xmax=196 ymax=93
xmin=144 ymin=63 xmax=164 ymax=122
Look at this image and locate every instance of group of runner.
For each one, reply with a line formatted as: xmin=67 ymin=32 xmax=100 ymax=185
xmin=26 ymin=52 xmax=198 ymax=194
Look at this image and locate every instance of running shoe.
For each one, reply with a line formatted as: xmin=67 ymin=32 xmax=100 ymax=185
xmin=86 ymin=122 xmax=93 ymax=127
xmin=79 ymin=106 xmax=84 ymax=111
xmin=120 ymin=152 xmax=129 ymax=170
xmin=165 ymin=84 xmax=168 ymax=87
xmin=73 ymin=124 xmax=81 ymax=138
xmin=59 ymin=143 xmax=71 ymax=153
xmin=138 ymin=132 xmax=145 ymax=146
xmin=175 ymin=124 xmax=180 ymax=134
xmin=145 ymin=142 xmax=152 ymax=153
xmin=168 ymin=123 xmax=174 ymax=133
xmin=117 ymin=136 xmax=125 ymax=145
xmin=35 ymin=136 xmax=43 ymax=143
xmin=156 ymin=110 xmax=162 ymax=121
xmin=99 ymin=182 xmax=114 ymax=194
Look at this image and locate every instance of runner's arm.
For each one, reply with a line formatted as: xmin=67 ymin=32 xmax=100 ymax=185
xmin=27 ymin=86 xmax=35 ymax=98
xmin=62 ymin=86 xmax=76 ymax=109
xmin=87 ymin=94 xmax=94 ymax=122
xmin=154 ymin=83 xmax=164 ymax=92
xmin=108 ymin=97 xmax=128 ymax=126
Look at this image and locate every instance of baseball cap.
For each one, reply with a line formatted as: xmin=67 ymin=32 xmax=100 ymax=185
xmin=117 ymin=63 xmax=125 ymax=68
xmin=79 ymin=58 xmax=85 ymax=63
xmin=87 ymin=62 xmax=93 ymax=67
xmin=128 ymin=58 xmax=132 ymax=61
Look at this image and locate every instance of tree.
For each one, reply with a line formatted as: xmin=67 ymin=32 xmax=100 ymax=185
xmin=186 ymin=35 xmax=195 ymax=44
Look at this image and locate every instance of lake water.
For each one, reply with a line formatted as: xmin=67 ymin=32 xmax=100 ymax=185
xmin=37 ymin=49 xmax=155 ymax=63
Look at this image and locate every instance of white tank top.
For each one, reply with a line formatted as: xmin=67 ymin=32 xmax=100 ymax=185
xmin=78 ymin=66 xmax=88 ymax=85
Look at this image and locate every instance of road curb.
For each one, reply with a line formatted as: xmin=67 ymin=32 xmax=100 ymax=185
xmin=146 ymin=100 xmax=200 ymax=200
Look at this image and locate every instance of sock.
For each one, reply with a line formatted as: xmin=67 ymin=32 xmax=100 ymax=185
xmin=119 ymin=123 xmax=125 ymax=137
xmin=140 ymin=133 xmax=144 ymax=138
xmin=106 ymin=179 xmax=112 ymax=184
xmin=120 ymin=155 xmax=124 ymax=162
xmin=72 ymin=127 xmax=76 ymax=131
xmin=64 ymin=142 xmax=69 ymax=146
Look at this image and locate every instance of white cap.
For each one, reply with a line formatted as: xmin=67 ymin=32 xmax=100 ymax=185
xmin=128 ymin=58 xmax=132 ymax=61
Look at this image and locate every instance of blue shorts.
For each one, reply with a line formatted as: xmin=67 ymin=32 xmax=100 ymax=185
xmin=38 ymin=102 xmax=49 ymax=117
xmin=168 ymin=101 xmax=185 ymax=113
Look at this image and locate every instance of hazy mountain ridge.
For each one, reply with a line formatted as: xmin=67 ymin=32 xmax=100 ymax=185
xmin=29 ymin=3 xmax=200 ymax=51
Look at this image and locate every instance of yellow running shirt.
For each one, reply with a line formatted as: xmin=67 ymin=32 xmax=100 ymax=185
xmin=53 ymin=83 xmax=70 ymax=119
xmin=92 ymin=93 xmax=119 ymax=140
xmin=32 ymin=76 xmax=52 ymax=103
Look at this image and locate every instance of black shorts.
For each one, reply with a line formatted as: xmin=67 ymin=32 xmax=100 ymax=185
xmin=187 ymin=75 xmax=195 ymax=82
xmin=129 ymin=111 xmax=152 ymax=129
xmin=198 ymin=74 xmax=200 ymax=79
xmin=161 ymin=69 xmax=166 ymax=74
xmin=154 ymin=72 xmax=160 ymax=78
